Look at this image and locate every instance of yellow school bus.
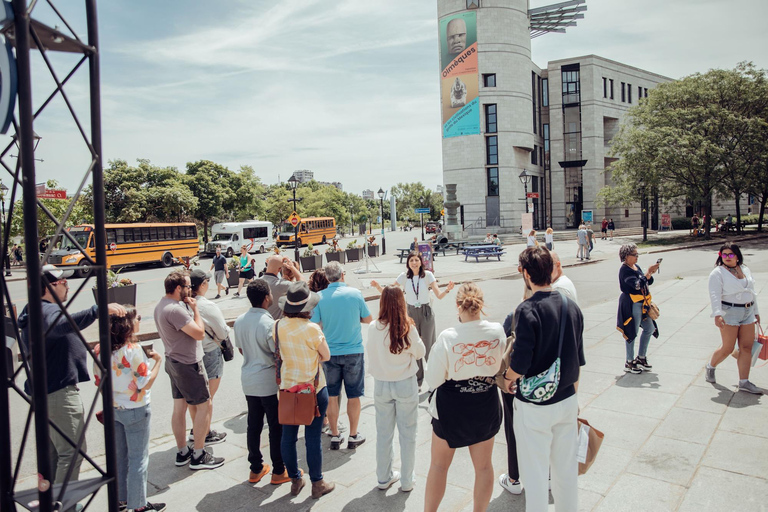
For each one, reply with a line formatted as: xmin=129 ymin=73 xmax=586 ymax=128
xmin=47 ymin=223 xmax=199 ymax=277
xmin=276 ymin=217 xmax=336 ymax=247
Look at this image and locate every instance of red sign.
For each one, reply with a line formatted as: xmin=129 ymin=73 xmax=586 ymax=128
xmin=37 ymin=189 xmax=67 ymax=200
xmin=526 ymin=192 xmax=540 ymax=199
xmin=288 ymin=212 xmax=301 ymax=227
xmin=109 ymin=243 xmax=117 ymax=252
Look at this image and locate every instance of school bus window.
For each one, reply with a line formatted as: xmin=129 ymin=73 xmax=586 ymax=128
xmin=141 ymin=227 xmax=149 ymax=240
xmin=171 ymin=227 xmax=179 ymax=239
xmin=157 ymin=227 xmax=167 ymax=241
xmin=150 ymin=227 xmax=158 ymax=240
xmin=189 ymin=226 xmax=198 ymax=238
xmin=88 ymin=234 xmax=95 ymax=248
xmin=107 ymin=230 xmax=116 ymax=244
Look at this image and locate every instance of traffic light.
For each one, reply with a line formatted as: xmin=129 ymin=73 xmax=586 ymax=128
xmin=441 ymin=209 xmax=445 ymax=216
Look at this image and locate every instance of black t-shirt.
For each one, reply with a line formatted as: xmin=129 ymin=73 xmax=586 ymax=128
xmin=212 ymin=254 xmax=227 ymax=272
xmin=509 ymin=290 xmax=585 ymax=405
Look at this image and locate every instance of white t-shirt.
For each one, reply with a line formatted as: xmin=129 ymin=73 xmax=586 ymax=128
xmin=553 ymin=275 xmax=579 ymax=305
xmin=527 ymin=235 xmax=537 ymax=247
xmin=709 ymin=265 xmax=759 ymax=317
xmin=545 ymin=233 xmax=554 ymax=244
xmin=367 ymin=320 xmax=426 ymax=382
xmin=396 ymin=271 xmax=436 ymax=306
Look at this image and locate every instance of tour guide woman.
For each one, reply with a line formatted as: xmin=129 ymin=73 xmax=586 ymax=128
xmin=705 ymin=242 xmax=761 ymax=393
xmin=424 ymin=283 xmax=505 ymax=512
xmin=371 ymin=251 xmax=454 ymax=386
xmin=616 ymin=243 xmax=660 ymax=374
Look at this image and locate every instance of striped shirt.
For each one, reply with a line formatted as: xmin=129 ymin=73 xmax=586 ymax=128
xmin=273 ymin=318 xmax=327 ymax=391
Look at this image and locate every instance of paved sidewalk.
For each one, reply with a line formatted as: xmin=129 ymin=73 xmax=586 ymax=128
xmin=39 ymin=259 xmax=768 ymax=512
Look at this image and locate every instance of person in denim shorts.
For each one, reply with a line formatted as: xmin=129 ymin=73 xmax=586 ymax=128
xmin=705 ymin=243 xmax=761 ymax=393
xmin=310 ymin=262 xmax=373 ymax=450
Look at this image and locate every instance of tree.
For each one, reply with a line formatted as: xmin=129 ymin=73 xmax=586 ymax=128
xmin=8 ymin=180 xmax=94 ymax=239
xmin=226 ymin=165 xmax=266 ymax=222
xmin=390 ymin=182 xmax=443 ymax=223
xmin=185 ymin=160 xmax=234 ymax=242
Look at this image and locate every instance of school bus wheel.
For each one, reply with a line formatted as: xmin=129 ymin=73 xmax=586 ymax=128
xmin=161 ymin=252 xmax=174 ymax=267
xmin=75 ymin=260 xmax=92 ymax=279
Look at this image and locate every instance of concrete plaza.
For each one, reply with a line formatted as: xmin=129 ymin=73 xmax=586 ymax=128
xmin=11 ymin=232 xmax=768 ymax=511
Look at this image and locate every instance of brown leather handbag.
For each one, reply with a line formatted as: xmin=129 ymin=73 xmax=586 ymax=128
xmin=274 ymin=320 xmax=320 ymax=426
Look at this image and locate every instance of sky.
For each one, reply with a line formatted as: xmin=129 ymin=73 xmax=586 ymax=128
xmin=13 ymin=0 xmax=768 ymax=198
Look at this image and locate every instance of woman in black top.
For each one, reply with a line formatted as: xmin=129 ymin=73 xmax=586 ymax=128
xmin=616 ymin=243 xmax=659 ymax=374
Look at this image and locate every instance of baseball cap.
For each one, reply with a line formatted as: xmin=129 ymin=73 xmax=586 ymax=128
xmin=189 ymin=268 xmax=211 ymax=288
xmin=41 ymin=264 xmax=74 ymax=284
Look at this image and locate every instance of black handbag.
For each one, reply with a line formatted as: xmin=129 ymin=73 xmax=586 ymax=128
xmin=220 ymin=336 xmax=235 ymax=362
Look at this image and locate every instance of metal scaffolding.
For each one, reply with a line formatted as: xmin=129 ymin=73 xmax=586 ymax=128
xmin=0 ymin=1 xmax=118 ymax=511
xmin=529 ymin=0 xmax=587 ymax=38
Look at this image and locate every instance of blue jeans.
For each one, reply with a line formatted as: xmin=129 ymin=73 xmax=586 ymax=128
xmin=323 ymin=354 xmax=365 ymax=398
xmin=114 ymin=405 xmax=151 ymax=509
xmin=626 ymin=301 xmax=654 ymax=360
xmin=281 ymin=387 xmax=329 ymax=482
xmin=374 ymin=376 xmax=419 ymax=489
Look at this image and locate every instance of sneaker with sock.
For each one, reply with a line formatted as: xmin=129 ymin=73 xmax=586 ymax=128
xmin=635 ymin=356 xmax=652 ymax=371
xmin=347 ymin=433 xmax=366 ymax=449
xmin=330 ymin=434 xmax=345 ymax=450
xmin=705 ymin=365 xmax=716 ymax=383
xmin=378 ymin=471 xmax=400 ymax=490
xmin=498 ymin=474 xmax=523 ymax=495
xmin=134 ymin=503 xmax=166 ymax=512
xmin=738 ymin=380 xmax=762 ymax=395
xmin=188 ymin=429 xmax=227 ymax=445
xmin=175 ymin=446 xmax=193 ymax=466
xmin=624 ymin=360 xmax=641 ymax=374
xmin=190 ymin=449 xmax=225 ymax=470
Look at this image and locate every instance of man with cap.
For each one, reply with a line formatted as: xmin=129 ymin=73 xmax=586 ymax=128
xmin=154 ymin=269 xmax=224 ymax=471
xmin=18 ymin=265 xmax=127 ymax=488
xmin=187 ymin=269 xmax=228 ymax=446
xmin=262 ymin=255 xmax=304 ymax=320
xmin=310 ymin=261 xmax=372 ymax=450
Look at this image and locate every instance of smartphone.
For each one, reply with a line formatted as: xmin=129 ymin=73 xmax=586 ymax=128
xmin=656 ymin=258 xmax=662 ymax=274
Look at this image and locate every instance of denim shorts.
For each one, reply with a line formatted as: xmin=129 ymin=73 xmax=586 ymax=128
xmin=721 ymin=303 xmax=757 ymax=326
xmin=165 ymin=357 xmax=210 ymax=405
xmin=323 ymin=354 xmax=365 ymax=398
xmin=202 ymin=348 xmax=224 ymax=380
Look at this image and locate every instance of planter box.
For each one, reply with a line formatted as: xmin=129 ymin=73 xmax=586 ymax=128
xmin=300 ymin=255 xmax=323 ymax=272
xmin=345 ymin=248 xmax=363 ymax=262
xmin=227 ymin=270 xmax=240 ymax=288
xmin=325 ymin=251 xmax=346 ymax=264
xmin=367 ymin=245 xmax=380 ymax=258
xmin=93 ymin=284 xmax=137 ymax=306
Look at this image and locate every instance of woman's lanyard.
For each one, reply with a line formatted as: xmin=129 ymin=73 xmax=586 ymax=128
xmin=411 ymin=276 xmax=422 ymax=307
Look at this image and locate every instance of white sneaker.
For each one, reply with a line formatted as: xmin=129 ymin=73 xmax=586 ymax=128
xmin=498 ymin=473 xmax=523 ymax=495
xmin=378 ymin=471 xmax=400 ymax=490
xmin=738 ymin=380 xmax=762 ymax=395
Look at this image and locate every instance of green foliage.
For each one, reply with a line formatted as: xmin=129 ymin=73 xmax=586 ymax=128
xmin=390 ymin=182 xmax=443 ymax=222
xmin=8 ymin=180 xmax=94 ymax=239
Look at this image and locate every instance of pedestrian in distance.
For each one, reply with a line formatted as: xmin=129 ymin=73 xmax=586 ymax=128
xmin=601 ymin=217 xmax=608 ymax=240
xmin=233 ymin=279 xmax=291 ymax=484
xmin=188 ymin=269 xmax=229 ymax=447
xmin=705 ymin=243 xmax=762 ymax=393
xmin=607 ymin=218 xmax=615 ymax=240
xmin=209 ymin=246 xmax=230 ymax=299
xmin=551 ymin=251 xmax=579 ymax=305
xmin=95 ymin=308 xmax=165 ymax=512
xmin=690 ymin=215 xmax=700 ymax=237
xmin=274 ymin=282 xmax=335 ymax=499
xmin=368 ymin=285 xmax=426 ymax=492
xmin=576 ymin=224 xmax=589 ymax=261
xmin=424 ymin=283 xmax=505 ymax=512
xmin=483 ymin=232 xmax=493 ymax=243
xmin=410 ymin=237 xmax=419 ymax=251
xmin=526 ymin=230 xmax=538 ymax=247
xmin=616 ymin=244 xmax=660 ymax=374
xmin=370 ymin=252 xmax=455 ymax=387
xmin=504 ymin=246 xmax=585 ymax=512
xmin=311 ymin=261 xmax=373 ymax=450
xmin=544 ymin=227 xmax=554 ymax=251
xmin=492 ymin=234 xmax=502 ymax=246
xmin=586 ymin=224 xmax=595 ymax=254
xmin=233 ymin=245 xmax=255 ymax=297
xmin=154 ymin=269 xmax=225 ymax=470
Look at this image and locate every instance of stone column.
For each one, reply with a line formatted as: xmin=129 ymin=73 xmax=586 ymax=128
xmin=444 ymin=183 xmax=461 ymax=239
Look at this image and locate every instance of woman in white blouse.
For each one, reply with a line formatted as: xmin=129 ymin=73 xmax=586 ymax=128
xmin=367 ymin=286 xmax=426 ymax=492
xmin=370 ymin=252 xmax=454 ymax=386
xmin=705 ymin=243 xmax=761 ymax=393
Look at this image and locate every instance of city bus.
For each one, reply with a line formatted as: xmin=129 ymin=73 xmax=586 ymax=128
xmin=47 ymin=223 xmax=199 ymax=277
xmin=276 ymin=217 xmax=336 ymax=247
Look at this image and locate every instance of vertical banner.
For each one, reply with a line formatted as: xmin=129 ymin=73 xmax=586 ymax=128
xmin=418 ymin=243 xmax=434 ymax=273
xmin=439 ymin=12 xmax=479 ymax=138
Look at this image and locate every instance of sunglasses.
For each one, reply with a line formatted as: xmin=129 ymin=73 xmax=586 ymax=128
xmin=719 ymin=252 xmax=737 ymax=260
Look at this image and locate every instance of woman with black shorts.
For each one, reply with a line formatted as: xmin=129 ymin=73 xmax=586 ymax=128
xmin=234 ymin=245 xmax=255 ymax=297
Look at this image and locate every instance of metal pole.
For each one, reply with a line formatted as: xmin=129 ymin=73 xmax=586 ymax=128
xmin=0 ymin=194 xmax=14 ymax=512
xmin=85 ymin=2 xmax=119 ymax=510
xmin=13 ymin=1 xmax=53 ymax=510
xmin=524 ymin=182 xmax=529 ymax=214
xmin=421 ymin=213 xmax=424 ymax=241
xmin=293 ymin=188 xmax=299 ymax=263
xmin=380 ymin=198 xmax=386 ymax=255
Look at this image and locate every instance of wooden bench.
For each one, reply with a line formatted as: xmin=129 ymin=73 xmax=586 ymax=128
xmin=462 ymin=245 xmax=505 ymax=262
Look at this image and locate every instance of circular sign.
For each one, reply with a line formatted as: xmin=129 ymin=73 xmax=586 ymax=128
xmin=109 ymin=243 xmax=117 ymax=252
xmin=290 ymin=217 xmax=299 ymax=227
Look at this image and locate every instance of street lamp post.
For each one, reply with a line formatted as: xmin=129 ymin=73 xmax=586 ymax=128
xmin=349 ymin=203 xmax=355 ymax=236
xmin=518 ymin=169 xmax=531 ymax=214
xmin=377 ymin=188 xmax=386 ymax=255
xmin=287 ymin=175 xmax=302 ymax=263
xmin=420 ymin=196 xmax=426 ymax=241
xmin=0 ymin=182 xmax=8 ymax=276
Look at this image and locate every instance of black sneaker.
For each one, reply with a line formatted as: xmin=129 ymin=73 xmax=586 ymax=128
xmin=189 ymin=429 xmax=227 ymax=445
xmin=330 ymin=434 xmax=345 ymax=450
xmin=214 ymin=294 xmax=221 ymax=299
xmin=190 ymin=450 xmax=225 ymax=470
xmin=225 ymin=287 xmax=229 ymax=295
xmin=135 ymin=503 xmax=167 ymax=512
xmin=635 ymin=356 xmax=652 ymax=371
xmin=624 ymin=360 xmax=641 ymax=374
xmin=347 ymin=433 xmax=366 ymax=449
xmin=175 ymin=447 xmax=193 ymax=466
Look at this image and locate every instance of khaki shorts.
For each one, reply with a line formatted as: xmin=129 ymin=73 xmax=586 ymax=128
xmin=165 ymin=357 xmax=210 ymax=405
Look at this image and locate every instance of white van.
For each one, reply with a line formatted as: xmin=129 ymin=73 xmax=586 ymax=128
xmin=205 ymin=221 xmax=274 ymax=256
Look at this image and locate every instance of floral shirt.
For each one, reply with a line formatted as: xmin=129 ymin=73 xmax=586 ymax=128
xmin=94 ymin=343 xmax=152 ymax=409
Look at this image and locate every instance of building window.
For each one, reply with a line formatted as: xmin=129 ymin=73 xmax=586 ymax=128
xmin=483 ymin=73 xmax=496 ymax=87
xmin=562 ymin=68 xmax=580 ymax=105
xmin=609 ymin=79 xmax=614 ymax=99
xmin=532 ymin=72 xmax=537 ymax=134
xmin=532 ymin=145 xmax=538 ymax=165
xmin=627 ymin=83 xmax=632 ymax=103
xmin=467 ymin=0 xmax=479 ymax=8
xmin=484 ymin=104 xmax=497 ymax=133
xmin=487 ymin=167 xmax=499 ymax=196
xmin=638 ymin=85 xmax=642 ymax=101
xmin=542 ymin=78 xmax=549 ymax=106
xmin=602 ymin=77 xmax=607 ymax=98
xmin=486 ymin=136 xmax=498 ymax=165
xmin=644 ymin=87 xmax=648 ymax=97
xmin=543 ymin=123 xmax=550 ymax=169
xmin=621 ymin=82 xmax=626 ymax=102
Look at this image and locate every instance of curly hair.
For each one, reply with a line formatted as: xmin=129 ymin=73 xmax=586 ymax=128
xmin=109 ymin=306 xmax=138 ymax=351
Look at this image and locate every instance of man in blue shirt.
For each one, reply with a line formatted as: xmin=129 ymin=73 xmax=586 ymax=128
xmin=310 ymin=261 xmax=372 ymax=450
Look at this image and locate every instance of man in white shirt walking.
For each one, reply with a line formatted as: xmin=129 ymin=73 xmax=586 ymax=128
xmin=550 ymin=252 xmax=579 ymax=305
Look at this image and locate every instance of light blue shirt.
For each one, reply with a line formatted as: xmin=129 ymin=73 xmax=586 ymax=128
xmin=233 ymin=307 xmax=278 ymax=397
xmin=311 ymin=282 xmax=371 ymax=356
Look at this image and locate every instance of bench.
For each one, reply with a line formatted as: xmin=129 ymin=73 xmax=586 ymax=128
xmin=397 ymin=245 xmax=447 ymax=264
xmin=462 ymin=245 xmax=505 ymax=262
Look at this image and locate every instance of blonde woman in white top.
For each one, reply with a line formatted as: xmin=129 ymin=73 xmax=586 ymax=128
xmin=367 ymin=286 xmax=426 ymax=492
xmin=526 ymin=230 xmax=538 ymax=247
xmin=544 ymin=227 xmax=554 ymax=250
xmin=705 ymin=243 xmax=761 ymax=393
xmin=424 ymin=283 xmax=505 ymax=512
